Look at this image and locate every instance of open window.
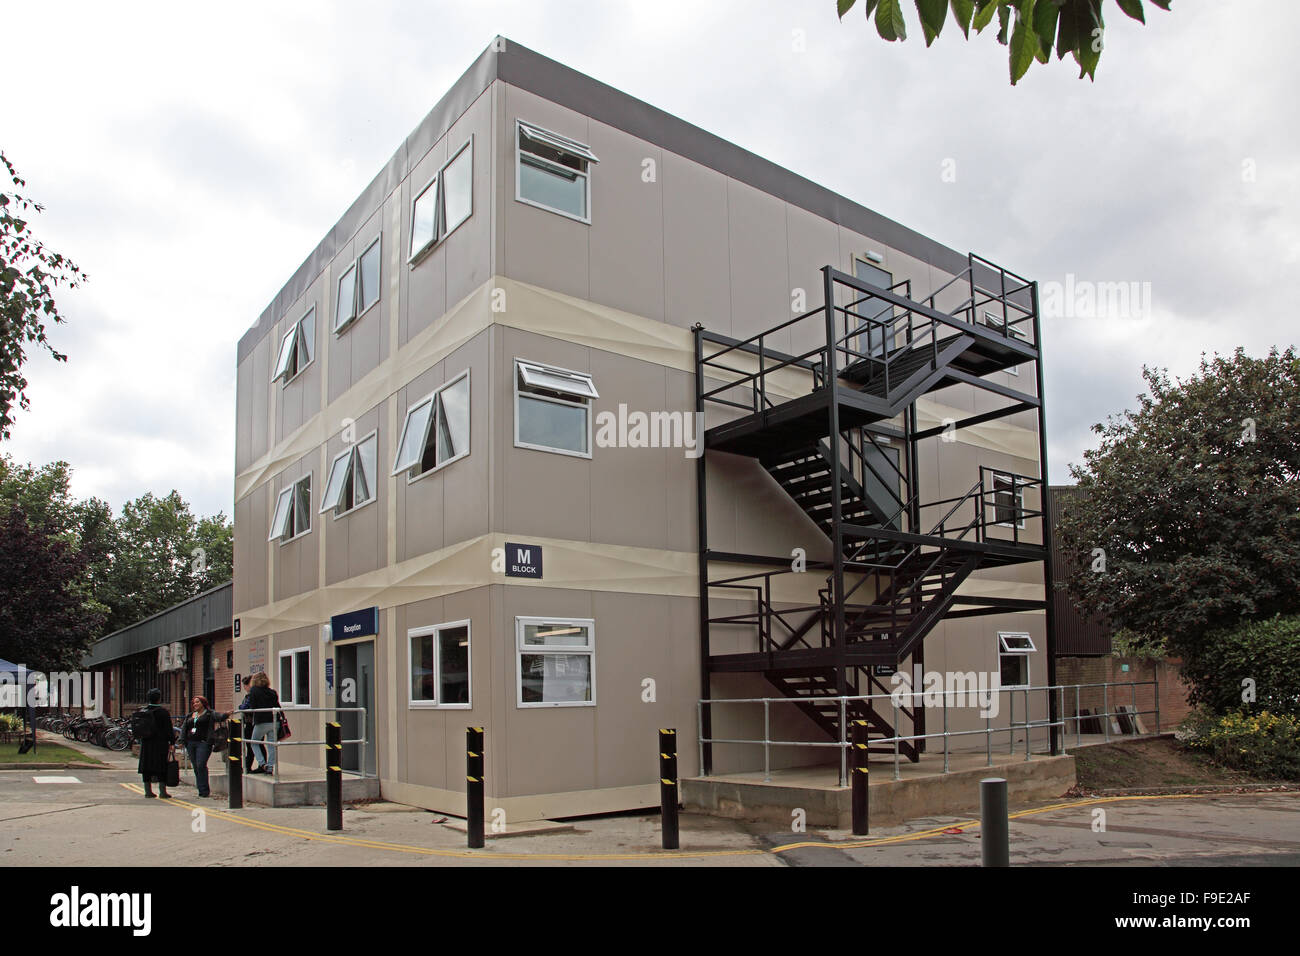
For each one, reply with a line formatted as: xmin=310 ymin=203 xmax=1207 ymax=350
xmin=408 ymin=621 xmax=471 ymax=708
xmin=268 ymin=475 xmax=312 ymax=543
xmin=334 ymin=237 xmax=381 ymax=334
xmin=320 ymin=432 xmax=378 ymax=517
xmin=410 ymin=139 xmax=473 ymax=262
xmin=998 ymin=632 xmax=1036 ymax=689
xmin=516 ymin=617 xmax=595 ymax=707
xmin=514 ymin=360 xmax=597 ymax=457
xmin=515 ymin=121 xmax=599 ymax=223
xmin=392 ymin=370 xmax=470 ymax=479
xmin=984 ymin=310 xmax=1026 ymax=374
xmin=992 ymin=472 xmax=1026 ymax=528
xmin=272 ymin=308 xmax=316 ymax=385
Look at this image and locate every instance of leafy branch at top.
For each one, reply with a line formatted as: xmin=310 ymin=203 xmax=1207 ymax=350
xmin=836 ymin=0 xmax=1173 ymax=85
xmin=0 ymin=152 xmax=86 ymax=440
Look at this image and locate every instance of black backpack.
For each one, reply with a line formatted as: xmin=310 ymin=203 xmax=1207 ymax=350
xmin=130 ymin=708 xmax=156 ymax=740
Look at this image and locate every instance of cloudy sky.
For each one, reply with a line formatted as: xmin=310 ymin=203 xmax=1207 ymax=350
xmin=4 ymin=0 xmax=1297 ymax=518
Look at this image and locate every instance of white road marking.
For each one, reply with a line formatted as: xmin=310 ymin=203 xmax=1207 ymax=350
xmin=32 ymin=776 xmax=82 ymax=784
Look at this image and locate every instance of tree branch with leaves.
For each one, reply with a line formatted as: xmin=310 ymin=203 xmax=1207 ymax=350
xmin=837 ymin=0 xmax=1172 ymax=85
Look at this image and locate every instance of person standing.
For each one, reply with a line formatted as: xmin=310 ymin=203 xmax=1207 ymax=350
xmin=135 ymin=688 xmax=176 ymax=798
xmin=246 ymin=672 xmax=281 ymax=774
xmin=180 ymin=696 xmax=229 ymax=798
xmin=237 ymin=676 xmax=256 ymax=772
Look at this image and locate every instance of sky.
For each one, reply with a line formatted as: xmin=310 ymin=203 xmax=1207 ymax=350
xmin=3 ymin=0 xmax=1297 ymax=519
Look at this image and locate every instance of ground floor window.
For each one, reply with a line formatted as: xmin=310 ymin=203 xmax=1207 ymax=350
xmin=408 ymin=621 xmax=471 ymax=707
xmin=998 ymin=632 xmax=1035 ymax=688
xmin=278 ymin=647 xmax=311 ymax=707
xmin=516 ymin=617 xmax=595 ymax=707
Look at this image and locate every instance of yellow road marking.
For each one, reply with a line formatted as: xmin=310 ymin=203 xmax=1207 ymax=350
xmin=119 ymin=784 xmax=1297 ymax=862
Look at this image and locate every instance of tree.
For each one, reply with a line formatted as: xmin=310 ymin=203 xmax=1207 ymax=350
xmin=0 ymin=153 xmax=85 ymax=439
xmin=836 ymin=0 xmax=1173 ymax=85
xmin=107 ymin=491 xmax=202 ymax=631
xmin=1055 ymin=348 xmax=1300 ymax=659
xmin=192 ymin=511 xmax=234 ymax=593
xmin=0 ymin=503 xmax=105 ymax=671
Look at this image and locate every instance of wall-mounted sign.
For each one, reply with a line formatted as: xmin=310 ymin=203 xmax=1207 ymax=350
xmin=233 ymin=673 xmax=242 ymax=694
xmin=325 ymin=658 xmax=334 ymax=693
xmin=504 ymin=542 xmax=543 ymax=579
xmin=233 ymin=619 xmax=241 ymax=638
xmin=872 ymin=664 xmax=897 ymax=677
xmin=330 ymin=606 xmax=379 ymax=642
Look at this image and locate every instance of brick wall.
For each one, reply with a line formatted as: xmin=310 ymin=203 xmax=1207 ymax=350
xmin=1056 ymin=656 xmax=1194 ymax=732
xmin=184 ymin=630 xmax=236 ymax=713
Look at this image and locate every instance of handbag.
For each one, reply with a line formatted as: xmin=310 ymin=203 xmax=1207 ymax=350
xmin=166 ymin=755 xmax=180 ymax=788
xmin=277 ymin=711 xmax=292 ymax=741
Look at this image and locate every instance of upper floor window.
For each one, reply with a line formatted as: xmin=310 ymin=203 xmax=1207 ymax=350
xmin=991 ymin=472 xmax=1026 ymax=529
xmin=515 ymin=121 xmax=598 ymax=223
xmin=514 ymin=360 xmax=598 ymax=458
xmin=392 ymin=370 xmax=470 ymax=480
xmin=272 ymin=308 xmax=315 ymax=385
xmin=269 ymin=474 xmax=312 ymax=543
xmin=410 ymin=139 xmax=473 ymax=262
xmin=335 ymin=237 xmax=381 ymax=334
xmin=983 ymin=310 xmax=1026 ymax=374
xmin=320 ymin=432 xmax=378 ymax=517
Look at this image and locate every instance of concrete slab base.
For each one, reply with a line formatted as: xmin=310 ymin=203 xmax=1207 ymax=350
xmin=182 ymin=766 xmax=380 ymax=807
xmin=439 ymin=818 xmax=577 ymax=839
xmin=683 ymin=753 xmax=1077 ymax=829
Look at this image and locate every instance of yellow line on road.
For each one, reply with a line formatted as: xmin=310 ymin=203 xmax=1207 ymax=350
xmin=119 ymin=784 xmax=1298 ymax=861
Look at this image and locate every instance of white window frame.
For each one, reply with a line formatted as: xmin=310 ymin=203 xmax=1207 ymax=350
xmin=334 ymin=236 xmax=382 ymax=336
xmin=514 ymin=120 xmax=598 ymax=225
xmin=513 ymin=359 xmax=597 ymax=459
xmin=272 ymin=307 xmax=316 ymax=386
xmin=409 ymin=137 xmax=473 ymax=265
xmin=320 ymin=430 xmax=379 ymax=519
xmin=391 ymin=369 xmax=471 ymax=481
xmin=991 ymin=471 xmax=1026 ymax=529
xmin=515 ymin=616 xmax=596 ymax=709
xmin=277 ymin=646 xmax=312 ymax=708
xmin=268 ymin=474 xmax=312 ymax=543
xmin=407 ymin=620 xmax=472 ymax=709
xmin=984 ymin=310 xmax=1026 ymax=375
xmin=997 ymin=632 xmax=1035 ymax=689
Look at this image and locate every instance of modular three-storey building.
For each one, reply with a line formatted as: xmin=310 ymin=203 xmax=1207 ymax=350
xmin=232 ymin=38 xmax=1055 ymax=820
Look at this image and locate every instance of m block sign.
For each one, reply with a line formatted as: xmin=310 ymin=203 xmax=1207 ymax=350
xmin=504 ymin=542 xmax=543 ymax=579
xmin=330 ymin=606 xmax=379 ymax=642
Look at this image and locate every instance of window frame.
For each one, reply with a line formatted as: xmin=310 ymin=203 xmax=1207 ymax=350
xmin=513 ymin=359 xmax=597 ymax=459
xmin=334 ymin=236 xmax=382 ymax=336
xmin=515 ymin=616 xmax=596 ymax=709
xmin=991 ymin=471 xmax=1026 ymax=530
xmin=277 ymin=646 xmax=312 ymax=708
xmin=391 ymin=369 xmax=472 ymax=482
xmin=514 ymin=120 xmax=598 ymax=225
xmin=320 ymin=430 xmax=379 ymax=520
xmin=984 ymin=310 xmax=1025 ymax=375
xmin=409 ymin=137 xmax=474 ymax=265
xmin=406 ymin=619 xmax=472 ymax=710
xmin=997 ymin=631 xmax=1035 ymax=689
xmin=272 ymin=307 xmax=316 ymax=386
xmin=268 ymin=474 xmax=312 ymax=544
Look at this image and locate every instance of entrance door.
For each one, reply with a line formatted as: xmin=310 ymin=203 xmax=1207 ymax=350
xmin=336 ymin=642 xmax=376 ymax=776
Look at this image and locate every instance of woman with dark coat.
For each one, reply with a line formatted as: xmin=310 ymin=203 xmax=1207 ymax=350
xmin=137 ymin=688 xmax=176 ymax=798
xmin=180 ymin=696 xmax=229 ymax=798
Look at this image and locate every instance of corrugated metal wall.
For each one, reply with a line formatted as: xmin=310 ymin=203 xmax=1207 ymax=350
xmin=84 ymin=582 xmax=233 ymax=667
xmin=1048 ymin=486 xmax=1113 ymax=656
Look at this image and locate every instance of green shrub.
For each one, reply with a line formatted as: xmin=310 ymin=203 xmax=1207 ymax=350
xmin=1178 ymin=614 xmax=1300 ymax=717
xmin=1181 ymin=709 xmax=1300 ymax=780
xmin=0 ymin=713 xmax=24 ymax=733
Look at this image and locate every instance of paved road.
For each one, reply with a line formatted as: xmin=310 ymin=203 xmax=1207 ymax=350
xmin=3 ymin=740 xmax=1297 ymax=867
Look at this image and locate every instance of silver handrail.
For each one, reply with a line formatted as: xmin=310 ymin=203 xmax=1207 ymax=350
xmin=233 ymin=706 xmax=369 ymax=781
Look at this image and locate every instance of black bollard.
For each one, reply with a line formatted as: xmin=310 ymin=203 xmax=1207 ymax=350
xmin=326 ymin=722 xmax=343 ymax=831
xmin=659 ymin=728 xmax=679 ymax=850
xmin=466 ymin=727 xmax=484 ymax=848
xmin=227 ymin=716 xmax=244 ymax=810
xmin=851 ymin=720 xmax=869 ymax=836
xmin=981 ymin=777 xmax=1009 ymax=867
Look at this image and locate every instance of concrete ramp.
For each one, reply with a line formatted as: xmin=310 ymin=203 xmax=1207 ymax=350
xmin=683 ymin=752 xmax=1076 ymax=829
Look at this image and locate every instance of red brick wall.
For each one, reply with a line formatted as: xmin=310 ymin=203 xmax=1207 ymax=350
xmin=184 ymin=631 xmax=236 ymax=713
xmin=1056 ymin=656 xmax=1194 ymax=731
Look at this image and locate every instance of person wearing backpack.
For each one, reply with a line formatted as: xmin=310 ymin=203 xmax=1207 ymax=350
xmin=246 ymin=672 xmax=281 ymax=774
xmin=134 ymin=688 xmax=176 ymax=798
xmin=180 ymin=696 xmax=229 ymax=798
